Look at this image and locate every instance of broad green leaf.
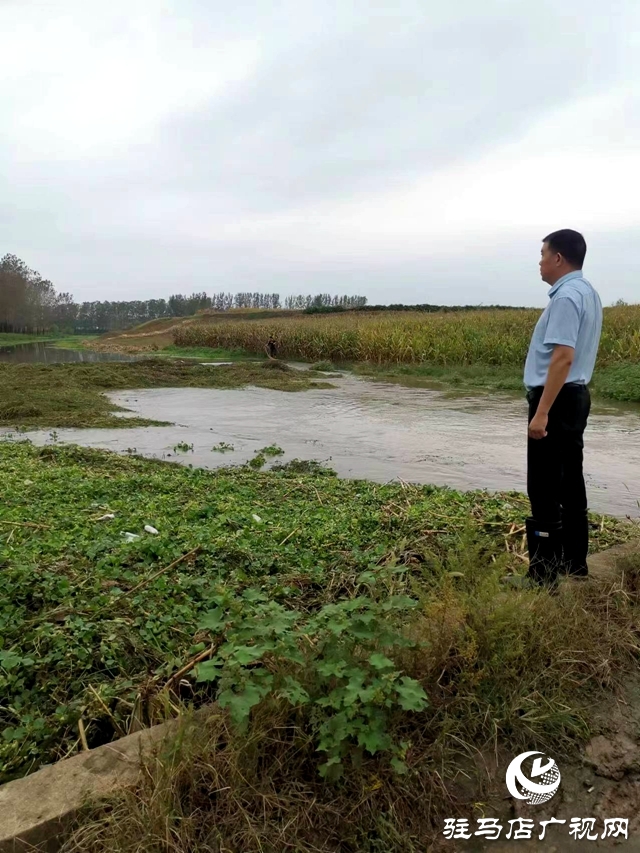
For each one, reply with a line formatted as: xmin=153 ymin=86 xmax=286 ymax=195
xmin=218 ymin=678 xmax=272 ymax=724
xmin=368 ymin=653 xmax=395 ymax=670
xmin=195 ymin=659 xmax=222 ymax=683
xmin=276 ymin=678 xmax=310 ymax=706
xmin=0 ymin=651 xmax=22 ymax=671
xmin=395 ymin=677 xmax=429 ymax=711
xmin=318 ymin=755 xmax=343 ymax=779
xmin=316 ymin=660 xmax=349 ymax=678
xmin=231 ymin=644 xmax=268 ymax=665
xmin=381 ymin=595 xmax=417 ymax=611
xmin=2 ymin=726 xmax=26 ymax=742
xmin=242 ymin=588 xmax=267 ymax=602
xmin=357 ymin=728 xmax=392 ymax=754
xmin=198 ymin=608 xmax=226 ymax=632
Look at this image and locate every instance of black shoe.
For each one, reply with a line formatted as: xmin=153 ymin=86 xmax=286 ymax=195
xmin=526 ymin=517 xmax=563 ymax=587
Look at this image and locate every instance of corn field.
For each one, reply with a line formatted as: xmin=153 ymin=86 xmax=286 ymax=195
xmin=173 ymin=305 xmax=640 ymax=367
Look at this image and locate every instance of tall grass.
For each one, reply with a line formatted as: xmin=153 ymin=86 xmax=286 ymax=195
xmin=62 ymin=549 xmax=640 ymax=853
xmin=174 ymin=305 xmax=640 ymax=367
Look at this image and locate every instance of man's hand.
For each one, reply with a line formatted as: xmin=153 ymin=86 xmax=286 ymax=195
xmin=528 ymin=344 xmax=574 ymax=440
xmin=528 ymin=411 xmax=548 ymax=440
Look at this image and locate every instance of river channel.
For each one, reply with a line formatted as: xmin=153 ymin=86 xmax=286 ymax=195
xmin=4 ymin=353 xmax=639 ymax=518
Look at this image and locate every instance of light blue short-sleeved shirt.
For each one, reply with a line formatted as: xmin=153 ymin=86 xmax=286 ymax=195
xmin=523 ymin=271 xmax=603 ymax=390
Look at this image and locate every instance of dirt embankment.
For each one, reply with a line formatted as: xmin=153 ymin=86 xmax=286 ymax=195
xmin=89 ymin=318 xmax=188 ymax=352
xmin=90 ymin=311 xmax=302 ymax=353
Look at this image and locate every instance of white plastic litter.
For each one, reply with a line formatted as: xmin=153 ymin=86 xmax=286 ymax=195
xmin=144 ymin=525 xmax=159 ymax=535
xmin=122 ymin=532 xmax=141 ymax=542
xmin=252 ymin=514 xmax=262 ymax=523
xmin=97 ymin=513 xmax=116 ymax=521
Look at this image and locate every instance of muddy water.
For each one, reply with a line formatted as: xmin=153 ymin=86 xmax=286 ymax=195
xmin=0 ymin=342 xmax=141 ymax=364
xmin=8 ymin=372 xmax=640 ymax=519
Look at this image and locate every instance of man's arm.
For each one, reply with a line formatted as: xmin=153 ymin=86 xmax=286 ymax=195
xmin=528 ymin=345 xmax=575 ymax=439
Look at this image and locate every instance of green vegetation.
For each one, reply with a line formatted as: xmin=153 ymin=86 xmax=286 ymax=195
xmin=171 ymin=305 xmax=621 ymax=362
xmin=353 ymin=361 xmax=640 ymax=403
xmin=0 ymin=333 xmax=59 ymax=346
xmin=259 ymin=444 xmax=285 ymax=457
xmin=48 ymin=335 xmax=99 ymax=350
xmin=173 ymin=304 xmax=640 ymax=401
xmin=212 ymin=442 xmax=235 ymax=453
xmin=246 ymin=445 xmax=286 ymax=470
xmin=0 ymin=360 xmax=332 ymax=430
xmin=0 ymin=333 xmax=97 ymax=349
xmin=1 ymin=442 xmax=638 ymax=848
xmin=302 ymin=302 xmax=525 ymax=314
xmin=150 ymin=345 xmax=256 ymax=361
xmin=173 ymin=442 xmax=194 ymax=453
xmin=311 ymin=359 xmax=342 ymax=372
xmin=2 ymin=299 xmax=640 ymax=849
xmin=0 ymin=442 xmax=633 ymax=779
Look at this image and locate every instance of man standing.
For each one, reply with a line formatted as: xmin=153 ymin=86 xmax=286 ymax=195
xmin=523 ymin=230 xmax=602 ymax=586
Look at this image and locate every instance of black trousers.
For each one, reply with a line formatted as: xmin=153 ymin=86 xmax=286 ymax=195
xmin=526 ymin=384 xmax=591 ymax=572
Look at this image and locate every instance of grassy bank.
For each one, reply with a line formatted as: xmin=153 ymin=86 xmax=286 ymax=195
xmin=0 ymin=333 xmax=96 ymax=348
xmin=0 ymin=333 xmax=59 ymax=346
xmin=91 ymin=343 xmax=258 ymax=360
xmin=351 ymin=361 xmax=640 ymax=403
xmin=0 ymin=443 xmax=638 ymax=849
xmin=48 ymin=335 xmax=99 ymax=350
xmin=0 ymin=360 xmax=331 ymax=429
xmin=142 ymin=344 xmax=257 ymax=361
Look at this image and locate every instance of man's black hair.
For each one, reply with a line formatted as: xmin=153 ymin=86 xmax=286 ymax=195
xmin=542 ymin=229 xmax=587 ymax=268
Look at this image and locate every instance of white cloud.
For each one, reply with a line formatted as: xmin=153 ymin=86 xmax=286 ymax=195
xmin=1 ymin=1 xmax=260 ymax=159
xmin=1 ymin=0 xmax=639 ymax=303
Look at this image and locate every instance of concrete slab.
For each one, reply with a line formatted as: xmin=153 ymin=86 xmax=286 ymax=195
xmin=0 ymin=721 xmax=175 ymax=853
xmin=589 ymin=539 xmax=640 ymax=581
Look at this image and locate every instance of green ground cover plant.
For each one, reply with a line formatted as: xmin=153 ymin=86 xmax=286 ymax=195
xmin=0 ymin=441 xmax=635 ymax=787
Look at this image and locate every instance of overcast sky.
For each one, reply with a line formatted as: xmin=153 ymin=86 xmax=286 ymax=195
xmin=2 ymin=1 xmax=639 ymax=307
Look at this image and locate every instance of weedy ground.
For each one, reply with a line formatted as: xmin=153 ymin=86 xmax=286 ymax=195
xmin=0 ymin=359 xmax=332 ymax=429
xmin=0 ymin=334 xmax=98 ymax=348
xmin=1 ymin=441 xmax=639 ymax=851
xmin=350 ymin=360 xmax=640 ymax=403
xmin=93 ymin=305 xmax=640 ymax=402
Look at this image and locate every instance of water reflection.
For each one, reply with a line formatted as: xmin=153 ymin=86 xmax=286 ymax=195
xmin=0 ymin=342 xmax=141 ymax=364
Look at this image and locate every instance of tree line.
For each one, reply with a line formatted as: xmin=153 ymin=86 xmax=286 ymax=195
xmin=2 ymin=251 xmax=526 ymax=335
xmin=284 ymin=294 xmax=368 ymax=310
xmin=304 ymin=302 xmax=529 ymax=314
xmin=0 ymin=254 xmax=75 ymax=334
xmin=0 ymin=254 xmax=372 ymax=333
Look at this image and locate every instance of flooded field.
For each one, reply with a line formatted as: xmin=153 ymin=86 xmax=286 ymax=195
xmin=7 ymin=372 xmax=640 ymax=518
xmin=0 ymin=342 xmax=140 ymax=364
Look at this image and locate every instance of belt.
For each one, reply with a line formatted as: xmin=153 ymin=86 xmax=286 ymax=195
xmin=526 ymin=382 xmax=586 ymax=397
